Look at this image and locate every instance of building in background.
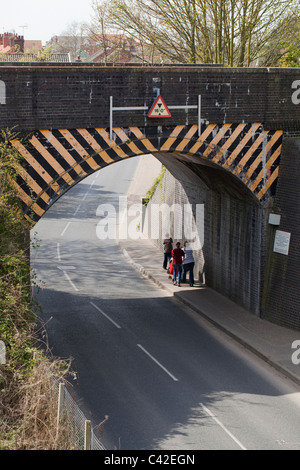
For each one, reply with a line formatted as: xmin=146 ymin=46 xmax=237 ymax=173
xmin=24 ymin=40 xmax=43 ymax=54
xmin=0 ymin=31 xmax=163 ymax=64
xmin=0 ymin=32 xmax=24 ymax=53
xmin=47 ymin=33 xmax=164 ymax=64
xmin=0 ymin=32 xmax=70 ymax=62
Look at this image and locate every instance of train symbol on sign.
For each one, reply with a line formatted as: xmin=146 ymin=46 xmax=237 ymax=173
xmin=148 ymin=96 xmax=171 ymax=118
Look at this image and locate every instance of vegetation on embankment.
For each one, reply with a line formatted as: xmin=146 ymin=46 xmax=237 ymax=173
xmin=0 ymin=130 xmax=71 ymax=450
xmin=143 ymin=165 xmax=166 ymax=206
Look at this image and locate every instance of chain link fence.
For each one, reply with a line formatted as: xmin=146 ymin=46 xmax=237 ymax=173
xmin=56 ymin=382 xmax=105 ymax=450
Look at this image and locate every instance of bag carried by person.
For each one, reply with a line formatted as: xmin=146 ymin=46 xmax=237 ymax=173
xmin=168 ymin=262 xmax=178 ymax=277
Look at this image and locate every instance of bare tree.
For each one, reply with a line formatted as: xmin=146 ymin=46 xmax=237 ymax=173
xmin=91 ymin=0 xmax=299 ymax=66
xmin=52 ymin=21 xmax=88 ymax=60
xmin=89 ymin=0 xmax=116 ymax=63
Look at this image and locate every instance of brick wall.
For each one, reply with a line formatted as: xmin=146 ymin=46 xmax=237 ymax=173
xmin=262 ymin=137 xmax=300 ymax=330
xmin=0 ymin=64 xmax=299 ymax=131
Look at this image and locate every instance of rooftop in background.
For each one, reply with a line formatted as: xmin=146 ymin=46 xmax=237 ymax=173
xmin=0 ymin=52 xmax=71 ymax=63
xmin=47 ymin=33 xmax=168 ymax=64
xmin=24 ymin=40 xmax=43 ymax=53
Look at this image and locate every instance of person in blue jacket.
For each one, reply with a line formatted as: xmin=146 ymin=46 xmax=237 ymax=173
xmin=182 ymin=241 xmax=195 ymax=286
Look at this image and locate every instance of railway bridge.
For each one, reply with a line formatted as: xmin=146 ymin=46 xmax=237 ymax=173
xmin=0 ymin=63 xmax=299 ymax=329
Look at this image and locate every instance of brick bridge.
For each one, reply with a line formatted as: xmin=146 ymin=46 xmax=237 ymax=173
xmin=0 ymin=64 xmax=299 ymax=330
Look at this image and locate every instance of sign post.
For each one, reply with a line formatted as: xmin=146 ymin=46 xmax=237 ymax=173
xmin=109 ymin=95 xmax=202 ymax=139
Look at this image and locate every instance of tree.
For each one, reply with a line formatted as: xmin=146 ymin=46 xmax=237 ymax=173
xmin=235 ymin=0 xmax=299 ymax=66
xmin=105 ymin=0 xmax=206 ymax=63
xmin=279 ymin=17 xmax=300 ymax=67
xmin=49 ymin=21 xmax=88 ymax=60
xmin=257 ymin=15 xmax=300 ymax=66
xmin=87 ymin=0 xmax=142 ymax=63
xmin=91 ymin=0 xmax=299 ymax=66
xmin=89 ymin=0 xmax=116 ymax=63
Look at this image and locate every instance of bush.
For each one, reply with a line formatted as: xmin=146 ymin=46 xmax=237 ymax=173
xmin=0 ymin=130 xmax=72 ymax=450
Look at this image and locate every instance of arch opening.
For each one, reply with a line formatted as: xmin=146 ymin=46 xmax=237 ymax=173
xmin=11 ymin=123 xmax=280 ymax=316
xmin=141 ymin=152 xmax=267 ymax=315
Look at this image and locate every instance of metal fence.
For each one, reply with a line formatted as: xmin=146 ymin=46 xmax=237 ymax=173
xmin=56 ymin=382 xmax=105 ymax=450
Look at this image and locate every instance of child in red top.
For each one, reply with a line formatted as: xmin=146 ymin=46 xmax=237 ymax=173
xmin=171 ymin=242 xmax=185 ymax=286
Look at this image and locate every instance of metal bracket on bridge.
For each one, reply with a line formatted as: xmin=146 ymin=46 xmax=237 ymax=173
xmin=110 ymin=96 xmax=148 ymax=140
xmin=109 ymin=95 xmax=202 ymax=140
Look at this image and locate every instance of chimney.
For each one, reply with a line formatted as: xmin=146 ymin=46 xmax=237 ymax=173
xmin=10 ymin=33 xmax=24 ymax=52
xmin=3 ymin=32 xmax=11 ymax=48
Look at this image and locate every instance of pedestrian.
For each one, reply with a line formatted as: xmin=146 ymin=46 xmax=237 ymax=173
xmin=171 ymin=242 xmax=185 ymax=286
xmin=168 ymin=259 xmax=174 ymax=279
xmin=163 ymin=233 xmax=173 ymax=270
xmin=182 ymin=241 xmax=195 ymax=286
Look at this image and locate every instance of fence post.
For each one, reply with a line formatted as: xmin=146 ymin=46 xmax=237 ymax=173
xmin=56 ymin=382 xmax=65 ymax=436
xmin=84 ymin=420 xmax=91 ymax=450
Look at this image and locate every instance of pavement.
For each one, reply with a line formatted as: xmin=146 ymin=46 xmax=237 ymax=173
xmin=119 ymin=235 xmax=300 ymax=387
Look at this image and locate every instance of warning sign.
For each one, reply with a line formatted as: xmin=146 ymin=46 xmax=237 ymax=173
xmin=148 ymin=96 xmax=171 ymax=118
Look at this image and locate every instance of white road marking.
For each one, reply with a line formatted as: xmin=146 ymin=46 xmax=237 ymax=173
xmin=137 ymin=344 xmax=179 ymax=382
xmin=61 ymin=221 xmax=71 ymax=237
xmin=57 ymin=266 xmax=76 ymax=271
xmin=90 ymin=301 xmax=122 ymax=329
xmin=73 ymin=204 xmax=81 ymax=216
xmin=200 ymin=403 xmax=247 ymax=450
xmin=57 ymin=242 xmax=61 ymax=261
xmin=63 ymin=271 xmax=79 ymax=292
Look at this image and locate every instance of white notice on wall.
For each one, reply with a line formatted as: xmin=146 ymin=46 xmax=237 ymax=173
xmin=0 ymin=80 xmax=6 ymax=104
xmin=273 ymin=230 xmax=291 ymax=255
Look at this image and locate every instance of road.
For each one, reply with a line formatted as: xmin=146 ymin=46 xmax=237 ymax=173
xmin=31 ymin=156 xmax=300 ymax=450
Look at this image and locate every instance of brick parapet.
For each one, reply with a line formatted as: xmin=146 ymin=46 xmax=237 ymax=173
xmin=0 ymin=65 xmax=299 ymax=131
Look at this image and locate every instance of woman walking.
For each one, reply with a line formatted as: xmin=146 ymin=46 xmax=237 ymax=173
xmin=182 ymin=241 xmax=195 ymax=286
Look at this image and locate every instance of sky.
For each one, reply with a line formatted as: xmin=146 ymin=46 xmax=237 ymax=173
xmin=1 ymin=0 xmax=95 ymax=45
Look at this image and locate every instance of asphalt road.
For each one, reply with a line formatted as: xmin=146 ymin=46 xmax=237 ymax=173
xmin=31 ymin=157 xmax=300 ymax=450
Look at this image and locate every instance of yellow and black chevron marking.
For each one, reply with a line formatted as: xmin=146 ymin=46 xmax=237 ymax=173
xmin=11 ymin=123 xmax=283 ymax=224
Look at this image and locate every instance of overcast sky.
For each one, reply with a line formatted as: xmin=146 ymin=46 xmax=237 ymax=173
xmin=1 ymin=0 xmax=94 ymax=44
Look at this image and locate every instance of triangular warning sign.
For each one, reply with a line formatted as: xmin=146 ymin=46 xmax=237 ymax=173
xmin=148 ymin=95 xmax=171 ymax=118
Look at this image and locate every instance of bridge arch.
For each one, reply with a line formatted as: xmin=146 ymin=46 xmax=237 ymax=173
xmin=2 ymin=64 xmax=299 ymax=330
xmin=10 ymin=123 xmax=282 ymax=225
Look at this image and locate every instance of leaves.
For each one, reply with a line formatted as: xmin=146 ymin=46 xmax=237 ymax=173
xmin=0 ymin=130 xmax=72 ymax=449
xmin=143 ymin=165 xmax=166 ymax=206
